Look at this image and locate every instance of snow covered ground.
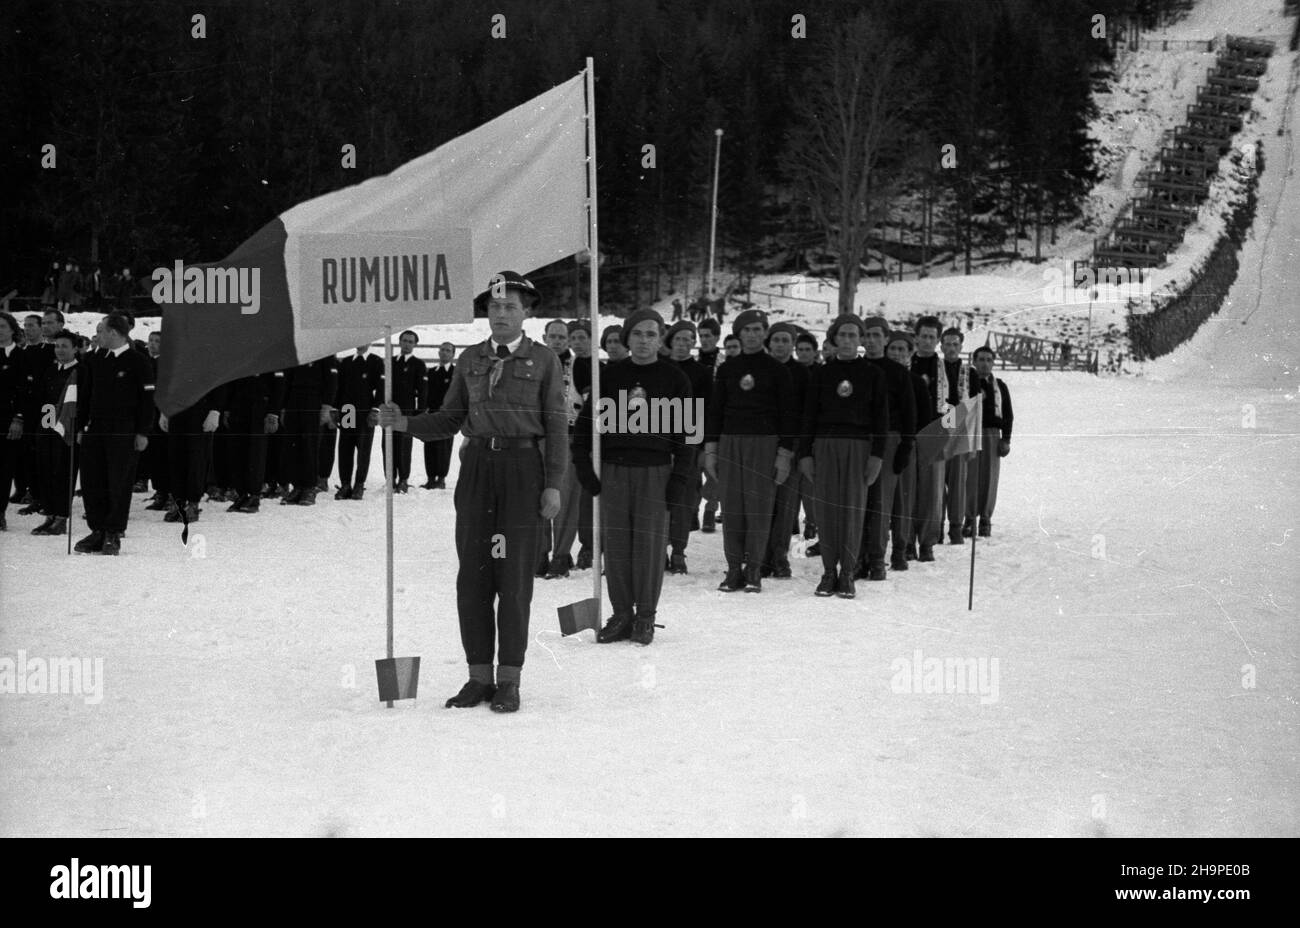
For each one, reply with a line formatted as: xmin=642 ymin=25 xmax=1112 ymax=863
xmin=3 ymin=3 xmax=1297 ymax=838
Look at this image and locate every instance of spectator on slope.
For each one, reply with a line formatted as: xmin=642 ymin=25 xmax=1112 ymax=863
xmin=386 ymin=330 xmax=427 ymax=494
xmin=73 ymin=311 xmax=153 ymax=555
xmin=41 ymin=261 xmax=59 ymax=308
xmin=762 ymin=321 xmax=810 ymax=580
xmin=797 ymin=315 xmax=887 ymax=599
xmin=939 ymin=326 xmax=972 ymax=545
xmin=574 ymin=309 xmax=694 ymax=646
xmin=704 ymin=308 xmax=797 ymax=593
xmin=378 ymin=271 xmax=567 ymax=714
xmin=55 ymin=260 xmax=77 ymax=312
xmin=421 ymin=342 xmax=457 ymax=489
xmin=671 ymin=297 xmax=684 ymax=322
xmin=859 ymin=316 xmax=916 ymax=581
xmin=909 ymin=315 xmax=944 ymax=562
xmin=964 ymin=346 xmax=1013 ymax=539
xmin=663 ymin=320 xmax=712 ymax=575
xmin=886 ymin=331 xmax=931 ymax=568
xmin=30 ymin=329 xmax=80 ymax=536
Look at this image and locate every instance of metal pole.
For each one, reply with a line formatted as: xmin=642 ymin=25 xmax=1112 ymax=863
xmin=586 ymin=58 xmax=602 ymax=618
xmin=67 ymin=425 xmax=75 ymax=556
xmin=383 ymin=325 xmax=394 ymax=708
xmin=707 ymin=128 xmax=723 ymax=304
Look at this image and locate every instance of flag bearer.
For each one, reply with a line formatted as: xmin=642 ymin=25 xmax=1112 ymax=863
xmin=379 ymin=272 xmax=566 ymax=714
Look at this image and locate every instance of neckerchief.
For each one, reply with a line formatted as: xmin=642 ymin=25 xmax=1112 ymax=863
xmin=936 ymin=359 xmax=969 ymax=413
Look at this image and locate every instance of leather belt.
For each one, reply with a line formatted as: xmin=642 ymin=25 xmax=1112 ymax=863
xmin=467 ymin=435 xmax=540 ymax=451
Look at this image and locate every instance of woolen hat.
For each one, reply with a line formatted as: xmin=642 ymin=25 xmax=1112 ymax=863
xmin=600 ymin=324 xmax=623 ymax=348
xmin=826 ymin=313 xmax=866 ymax=343
xmin=622 ymin=308 xmax=665 ymax=345
xmin=663 ymin=319 xmax=696 ymax=345
xmin=566 ymin=319 xmax=591 ymax=336
xmin=764 ymin=321 xmax=801 ymax=347
xmin=861 ymin=315 xmax=891 ymax=334
xmin=887 ymin=330 xmax=915 ymax=350
xmin=731 ymin=308 xmax=769 ymax=337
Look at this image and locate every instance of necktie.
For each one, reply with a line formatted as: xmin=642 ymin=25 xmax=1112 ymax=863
xmin=489 ymin=342 xmax=510 ymax=396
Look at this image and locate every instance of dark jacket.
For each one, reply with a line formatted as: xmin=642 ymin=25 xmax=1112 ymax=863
xmin=391 ymin=353 xmax=428 ymax=412
xmin=282 ymin=357 xmax=338 ymax=414
xmin=426 ymin=360 xmax=455 ymax=412
xmin=1 ymin=344 xmax=27 ymax=427
xmin=334 ymin=352 xmax=385 ymax=415
xmin=798 ymin=357 xmax=888 ymax=460
xmin=910 ymin=353 xmax=941 ymax=424
xmin=865 ymin=355 xmax=917 ymax=448
xmin=705 ymin=350 xmax=797 ymax=449
xmin=78 ymin=345 xmax=155 ymax=437
xmin=973 ymin=374 xmax=1014 ymax=440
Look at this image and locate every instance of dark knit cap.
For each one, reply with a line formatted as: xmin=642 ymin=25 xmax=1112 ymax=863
xmin=764 ymin=321 xmax=801 ymax=347
xmin=664 ymin=319 xmax=697 ymax=345
xmin=887 ymin=330 xmax=915 ymax=350
xmin=861 ymin=315 xmax=891 ymax=334
xmin=731 ymin=308 xmax=769 ymax=337
xmin=566 ymin=319 xmax=591 ymax=336
xmin=622 ymin=308 xmax=665 ymax=345
xmin=826 ymin=313 xmax=865 ymax=343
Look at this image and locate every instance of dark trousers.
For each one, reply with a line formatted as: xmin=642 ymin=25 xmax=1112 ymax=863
xmin=81 ymin=432 xmax=139 ymax=533
xmin=264 ymin=429 xmax=281 ymax=487
xmin=551 ymin=458 xmax=584 ymax=561
xmin=38 ymin=433 xmax=74 ymax=518
xmin=965 ymin=428 xmax=1002 ymax=521
xmin=667 ymin=447 xmax=701 ymax=554
xmin=718 ymin=433 xmax=779 ymax=570
xmin=318 ymin=426 xmax=336 ymax=482
xmin=602 ymin=462 xmax=670 ymax=618
xmin=914 ymin=459 xmax=943 ymax=546
xmin=227 ymin=412 xmax=270 ymax=496
xmin=338 ymin=424 xmax=375 ymax=489
xmin=382 ymin=431 xmax=414 ymax=482
xmin=863 ymin=432 xmax=900 ymax=563
xmin=281 ymin=407 xmax=322 ymax=488
xmin=799 ymin=471 xmax=817 ymax=534
xmin=943 ymin=454 xmax=968 ymax=538
xmin=423 ymin=437 xmax=452 ymax=482
xmin=167 ymin=429 xmax=213 ymax=505
xmin=10 ymin=429 xmax=27 ymax=496
xmin=0 ymin=435 xmax=17 ymax=515
xmin=143 ymin=425 xmax=169 ymax=496
xmin=453 ymin=443 xmax=544 ymax=669
xmin=765 ymin=463 xmax=800 ymax=569
xmin=211 ymin=423 xmax=234 ymax=489
xmin=891 ymin=454 xmax=916 ymax=552
xmin=811 ymin=437 xmax=870 ymax=575
xmin=21 ymin=432 xmax=41 ymax=503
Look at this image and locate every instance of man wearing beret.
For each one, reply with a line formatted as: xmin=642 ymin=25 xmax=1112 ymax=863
xmin=965 ymin=346 xmax=1013 ymax=538
xmin=798 ymin=315 xmax=887 ymax=598
xmin=379 ymin=272 xmax=566 ymax=714
xmin=74 ymin=311 xmax=154 ymax=555
xmin=762 ymin=321 xmax=810 ymax=579
xmin=703 ymin=308 xmax=797 ymax=592
xmin=860 ymin=316 xmax=916 ymax=581
xmin=663 ymin=319 xmax=711 ymax=574
xmin=909 ymin=316 xmax=945 ymax=560
xmin=547 ymin=319 xmax=595 ymax=577
xmin=573 ymin=309 xmax=694 ymax=644
xmin=886 ymin=331 xmax=930 ymax=568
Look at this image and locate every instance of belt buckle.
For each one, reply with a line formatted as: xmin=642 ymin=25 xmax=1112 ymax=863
xmin=488 ymin=436 xmax=503 ymax=451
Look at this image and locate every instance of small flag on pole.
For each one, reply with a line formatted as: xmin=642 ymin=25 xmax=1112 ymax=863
xmin=915 ymin=394 xmax=983 ymax=470
xmin=51 ymin=370 xmax=77 ymax=447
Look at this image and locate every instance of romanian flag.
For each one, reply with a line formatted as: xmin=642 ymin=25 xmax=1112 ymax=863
xmin=156 ymin=71 xmax=590 ymax=416
xmin=50 ymin=368 xmax=78 ymax=447
xmin=915 ymin=395 xmax=983 ymax=470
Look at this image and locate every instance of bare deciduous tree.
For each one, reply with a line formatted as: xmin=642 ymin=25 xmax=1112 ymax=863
xmin=783 ymin=13 xmax=922 ymax=315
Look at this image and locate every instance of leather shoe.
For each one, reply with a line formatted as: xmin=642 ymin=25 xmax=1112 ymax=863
xmin=717 ymin=568 xmax=745 ymax=592
xmin=101 ymin=532 xmax=122 ymax=556
xmin=490 ymin=681 xmax=520 ymax=713
xmin=918 ymin=544 xmax=935 ymax=562
xmin=814 ymin=571 xmax=836 ymax=597
xmin=597 ymin=613 xmax=635 ymax=643
xmin=445 ymin=679 xmax=496 ymax=708
xmin=631 ymin=617 xmax=656 ymax=645
xmin=74 ymin=530 xmax=105 ymax=553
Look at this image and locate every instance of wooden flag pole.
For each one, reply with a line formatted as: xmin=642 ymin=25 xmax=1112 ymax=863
xmin=967 ymin=445 xmax=978 ymax=611
xmin=67 ymin=427 xmax=75 ymax=556
xmin=384 ymin=325 xmax=395 ymax=707
xmin=587 ymin=57 xmax=603 ymax=624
